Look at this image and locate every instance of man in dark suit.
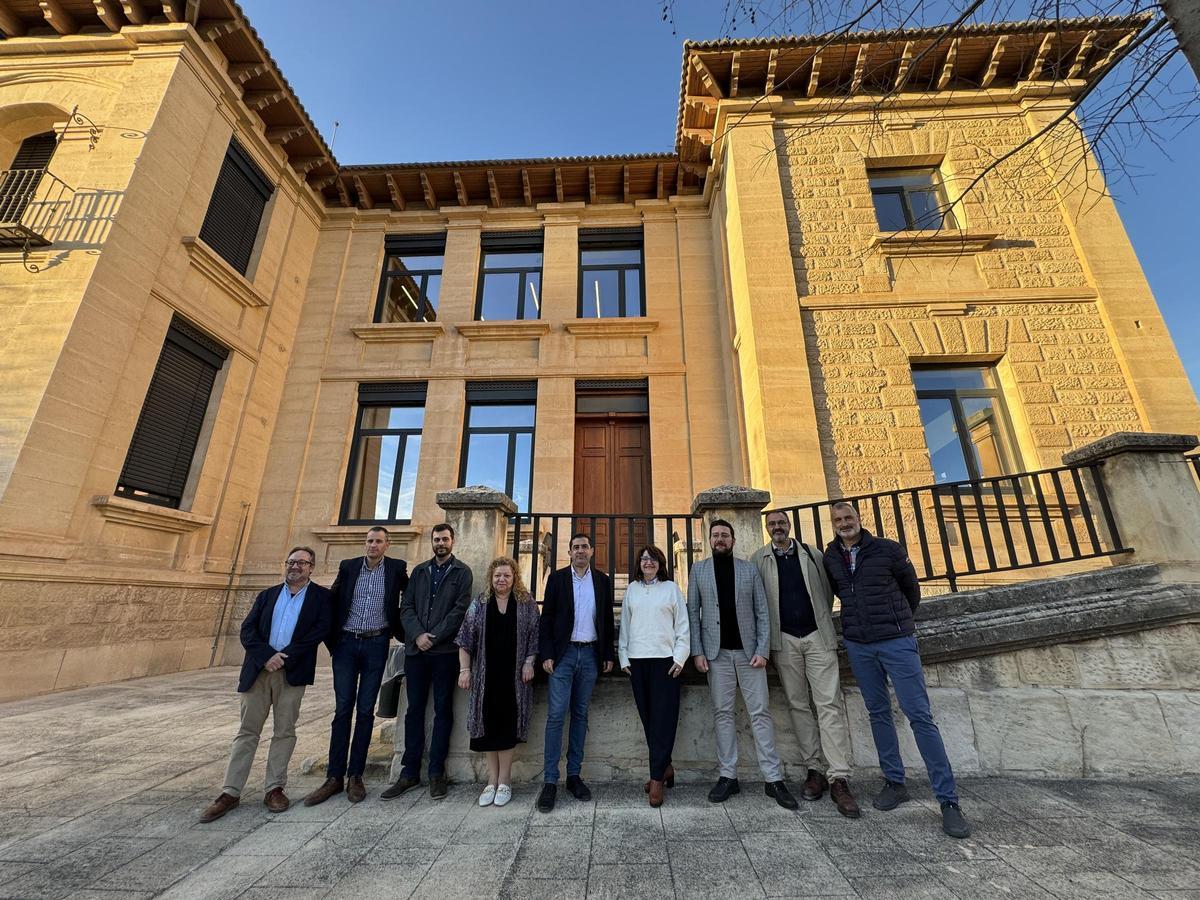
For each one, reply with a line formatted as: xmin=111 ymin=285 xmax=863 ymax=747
xmin=382 ymin=522 xmax=473 ymax=800
xmin=537 ymin=533 xmax=615 ymax=813
xmin=304 ymin=526 xmax=408 ymax=806
xmin=201 ymin=546 xmax=331 ymax=823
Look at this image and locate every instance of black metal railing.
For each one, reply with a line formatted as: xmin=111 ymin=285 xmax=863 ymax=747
xmin=765 ymin=462 xmax=1129 ymax=592
xmin=506 ymin=512 xmax=704 ymax=603
xmin=0 ymin=167 xmax=72 ymax=246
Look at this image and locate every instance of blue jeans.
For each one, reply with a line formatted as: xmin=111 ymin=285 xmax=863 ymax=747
xmin=401 ymin=651 xmax=458 ymax=779
xmin=844 ymin=634 xmax=959 ymax=805
xmin=328 ymin=633 xmax=389 ymax=779
xmin=543 ymin=644 xmax=599 ymax=783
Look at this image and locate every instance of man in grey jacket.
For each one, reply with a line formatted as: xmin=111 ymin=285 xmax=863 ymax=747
xmin=752 ymin=510 xmax=860 ymax=818
xmin=687 ymin=518 xmax=797 ymax=809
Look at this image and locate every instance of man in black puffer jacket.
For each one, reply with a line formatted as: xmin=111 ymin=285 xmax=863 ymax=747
xmin=823 ymin=501 xmax=970 ymax=840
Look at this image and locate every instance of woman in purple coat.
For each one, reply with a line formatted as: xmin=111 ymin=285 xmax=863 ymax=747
xmin=456 ymin=556 xmax=540 ymax=807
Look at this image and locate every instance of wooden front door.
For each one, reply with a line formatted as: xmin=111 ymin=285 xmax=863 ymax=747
xmin=573 ymin=415 xmax=653 ymax=573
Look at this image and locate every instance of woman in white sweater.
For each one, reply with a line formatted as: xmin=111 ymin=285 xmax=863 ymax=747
xmin=619 ymin=544 xmax=690 ymax=807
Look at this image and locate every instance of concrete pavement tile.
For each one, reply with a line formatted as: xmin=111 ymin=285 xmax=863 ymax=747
xmin=593 ymin=784 xmax=653 ymax=809
xmin=409 ymin=841 xmax=518 ymax=900
xmin=585 ymin=863 xmax=672 ymax=900
xmin=666 ymin=840 xmax=765 ymax=900
xmin=1119 ymin=872 xmax=1200 ymax=891
xmin=220 ymin=822 xmax=329 ymax=856
xmin=154 ymin=853 xmax=288 ymax=900
xmin=58 ymin=892 xmax=155 ymax=900
xmin=1113 ymin=824 xmax=1200 ymax=863
xmin=992 ymin=845 xmax=1094 ymax=876
xmin=501 ymin=878 xmax=586 ymax=900
xmin=324 ymin=862 xmax=431 ymax=899
xmin=880 ymin=821 xmax=998 ymax=863
xmin=1038 ymin=870 xmax=1158 ymax=898
xmin=802 ymin=819 xmax=900 ymax=856
xmin=828 ymin=850 xmax=930 ymax=877
xmin=739 ymin=831 xmax=856 ymax=896
xmin=529 ymin=795 xmax=595 ymax=828
xmin=724 ymin=796 xmax=808 ymax=833
xmin=252 ymin=831 xmax=373 ymax=888
xmin=512 ymin=827 xmax=591 ymax=880
xmin=846 ymin=875 xmax=960 ymax=899
xmin=1073 ymin=841 xmax=1182 ymax=874
xmin=93 ymin=828 xmax=244 ymax=892
xmin=237 ymin=889 xmax=331 ymax=900
xmin=453 ymin=800 xmax=533 ymax=846
xmin=590 ymin=807 xmax=665 ymax=865
xmin=0 ymin=836 xmax=161 ymax=900
xmin=660 ymin=805 xmax=736 ymax=841
xmin=0 ymin=862 xmax=34 ymax=886
xmin=927 ymin=859 xmax=1055 ymax=898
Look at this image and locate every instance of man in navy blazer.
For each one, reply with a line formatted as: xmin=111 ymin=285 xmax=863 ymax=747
xmin=537 ymin=533 xmax=615 ymax=812
xmin=305 ymin=526 xmax=409 ymax=806
xmin=201 ymin=545 xmax=331 ymax=823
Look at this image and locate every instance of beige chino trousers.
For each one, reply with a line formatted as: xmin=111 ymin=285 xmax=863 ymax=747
xmin=222 ymin=668 xmax=306 ymax=797
xmin=774 ymin=631 xmax=853 ymax=780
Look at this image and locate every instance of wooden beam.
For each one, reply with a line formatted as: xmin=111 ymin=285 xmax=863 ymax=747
xmin=245 ymin=90 xmax=285 ymax=111
xmin=764 ymin=48 xmax=778 ymax=94
xmin=690 ymin=55 xmax=725 ymax=99
xmin=1067 ymin=30 xmax=1097 ymax=79
xmin=352 ymin=176 xmax=374 ymax=210
xmin=335 ymin=178 xmax=351 ymax=208
xmin=622 ymin=165 xmax=630 ymax=204
xmin=980 ymin=35 xmax=1008 ymax=88
xmin=229 ymin=62 xmax=267 ymax=85
xmin=682 ymin=127 xmax=714 ymax=145
xmin=420 ymin=171 xmax=436 ymax=210
xmin=161 ymin=1 xmax=184 ymax=22
xmin=937 ymin=38 xmax=959 ymax=90
xmin=291 ymin=157 xmax=325 ymax=174
xmin=1089 ymin=29 xmax=1134 ymax=76
xmin=893 ymin=41 xmax=914 ymax=92
xmin=807 ymin=51 xmax=823 ymax=98
xmin=0 ymin=1 xmax=27 ymax=36
xmin=94 ymin=0 xmax=124 ymax=31
xmin=554 ymin=167 xmax=563 ymax=203
xmin=385 ymin=174 xmax=406 ymax=211
xmin=201 ymin=18 xmax=239 ymax=39
xmin=686 ymin=95 xmax=718 ymax=112
xmin=521 ymin=169 xmax=532 ymax=206
xmin=120 ymin=0 xmax=147 ymax=25
xmin=453 ymin=171 xmax=469 ymax=206
xmin=487 ymin=170 xmax=500 ymax=207
xmin=311 ymin=174 xmax=338 ymax=191
xmin=850 ymin=43 xmax=869 ymax=94
xmin=1025 ymin=32 xmax=1054 ymax=80
xmin=587 ymin=166 xmax=597 ymax=204
xmin=39 ymin=0 xmax=76 ymax=35
xmin=729 ymin=50 xmax=741 ymax=97
xmin=675 ymin=164 xmax=684 ymax=196
xmin=266 ymin=125 xmax=305 ymax=145
xmin=656 ymin=163 xmax=664 ymax=201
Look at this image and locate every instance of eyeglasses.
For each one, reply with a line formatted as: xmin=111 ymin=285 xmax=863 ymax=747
xmin=285 ymin=559 xmax=314 ymax=568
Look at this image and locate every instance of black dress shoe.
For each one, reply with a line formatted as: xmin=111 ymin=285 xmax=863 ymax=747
xmin=708 ymin=776 xmax=740 ymax=803
xmin=537 ymin=782 xmax=557 ymax=813
xmin=380 ymin=775 xmax=419 ymax=800
xmin=565 ymin=775 xmax=592 ymax=801
xmin=429 ymin=776 xmax=448 ymax=800
xmin=766 ymin=781 xmax=799 ymax=810
xmin=873 ymin=780 xmax=910 ymax=811
xmin=941 ymin=802 xmax=971 ymax=839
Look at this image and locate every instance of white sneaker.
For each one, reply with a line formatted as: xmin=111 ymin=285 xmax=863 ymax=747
xmin=478 ymin=785 xmax=497 ymax=807
xmin=494 ymin=784 xmax=512 ymax=807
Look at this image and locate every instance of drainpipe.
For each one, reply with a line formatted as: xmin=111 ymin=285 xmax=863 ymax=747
xmin=209 ymin=502 xmax=251 ymax=668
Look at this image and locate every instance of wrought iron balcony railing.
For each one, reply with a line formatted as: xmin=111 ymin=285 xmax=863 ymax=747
xmin=0 ymin=167 xmax=73 ymax=248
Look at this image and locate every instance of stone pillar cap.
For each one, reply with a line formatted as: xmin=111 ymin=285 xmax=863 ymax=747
xmin=436 ymin=486 xmax=518 ymax=514
xmin=1062 ymin=432 xmax=1199 ymax=466
xmin=691 ymin=483 xmax=771 ymax=515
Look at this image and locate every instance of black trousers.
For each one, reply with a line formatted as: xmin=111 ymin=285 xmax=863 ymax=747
xmin=629 ymin=657 xmax=681 ymax=781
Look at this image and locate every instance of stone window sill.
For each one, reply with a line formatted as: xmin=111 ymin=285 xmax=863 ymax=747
xmin=871 ymin=230 xmax=998 ymax=257
xmin=313 ymin=525 xmax=422 ymax=548
xmin=456 ymin=321 xmax=551 ymax=340
xmin=351 ymin=322 xmax=445 ymax=343
xmin=182 ymin=236 xmax=269 ymax=308
xmin=564 ymin=318 xmax=660 ymax=337
xmin=92 ymin=495 xmax=213 ymax=535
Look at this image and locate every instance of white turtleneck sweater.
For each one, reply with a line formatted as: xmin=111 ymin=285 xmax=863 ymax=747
xmin=618 ymin=579 xmax=691 ymax=669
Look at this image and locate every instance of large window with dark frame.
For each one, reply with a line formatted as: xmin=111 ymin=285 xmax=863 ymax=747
xmin=1 ymin=130 xmax=57 ymax=226
xmin=341 ymin=383 xmax=426 ymax=524
xmin=578 ymin=227 xmax=644 ymax=318
xmin=198 ymin=138 xmax=274 ymax=276
xmin=476 ymin=231 xmax=542 ymax=321
xmin=460 ymin=382 xmax=536 ymax=513
xmin=913 ymin=366 xmax=1020 ymax=485
xmin=868 ymin=166 xmax=957 ymax=232
xmin=115 ymin=318 xmax=229 ymax=509
xmin=374 ymin=234 xmax=445 ymax=323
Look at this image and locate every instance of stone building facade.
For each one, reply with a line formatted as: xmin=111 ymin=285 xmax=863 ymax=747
xmin=0 ymin=4 xmax=1195 ymax=698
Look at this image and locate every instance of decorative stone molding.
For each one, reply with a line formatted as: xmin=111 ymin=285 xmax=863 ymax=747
xmin=691 ymin=484 xmax=771 ymax=559
xmin=311 ymin=525 xmax=422 ymax=546
xmin=181 ymin=236 xmax=269 ymax=308
xmin=437 ymin=486 xmax=518 ymax=515
xmin=91 ymin=495 xmax=213 ymax=535
xmin=456 ymin=322 xmax=551 ymax=341
xmin=1062 ymin=431 xmax=1199 ymax=466
xmin=564 ymin=318 xmax=660 ymax=338
xmin=871 ymin=230 xmax=998 ymax=257
xmin=691 ymin=483 xmax=771 ymax=514
xmin=351 ymin=322 xmax=445 ymax=343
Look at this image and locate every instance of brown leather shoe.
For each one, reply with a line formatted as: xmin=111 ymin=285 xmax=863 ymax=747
xmin=199 ymin=792 xmax=239 ymax=823
xmin=347 ymin=776 xmax=366 ymax=803
xmin=264 ymin=787 xmax=290 ymax=813
xmin=802 ymin=769 xmax=829 ymax=801
xmin=303 ymin=777 xmax=344 ymax=807
xmin=830 ymin=778 xmax=861 ymax=819
xmin=645 ymin=766 xmax=675 ymax=794
xmin=648 ymin=779 xmax=665 ymax=808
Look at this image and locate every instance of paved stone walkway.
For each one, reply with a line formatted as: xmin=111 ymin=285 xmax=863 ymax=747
xmin=0 ymin=669 xmax=1197 ymax=899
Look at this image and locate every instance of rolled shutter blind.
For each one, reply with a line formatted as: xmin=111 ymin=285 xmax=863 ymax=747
xmin=198 ymin=139 xmax=274 ymax=276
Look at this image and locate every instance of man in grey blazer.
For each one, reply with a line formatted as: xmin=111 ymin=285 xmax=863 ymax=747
xmin=752 ymin=510 xmax=860 ymax=818
xmin=687 ymin=518 xmax=798 ymax=809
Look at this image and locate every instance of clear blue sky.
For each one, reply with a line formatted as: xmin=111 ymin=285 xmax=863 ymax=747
xmin=243 ymin=0 xmax=1200 ymax=396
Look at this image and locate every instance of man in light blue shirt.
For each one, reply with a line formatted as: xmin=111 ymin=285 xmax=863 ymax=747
xmin=269 ymin=580 xmax=308 ymax=651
